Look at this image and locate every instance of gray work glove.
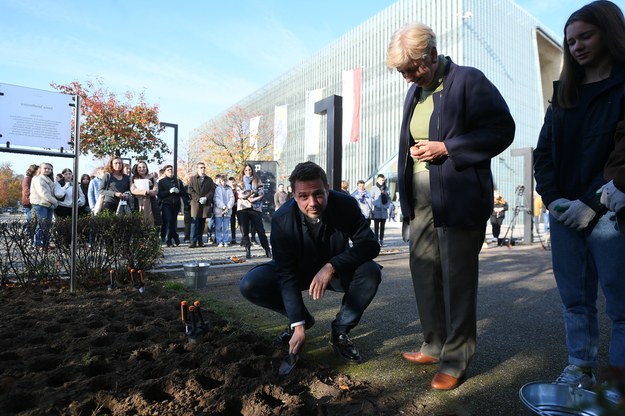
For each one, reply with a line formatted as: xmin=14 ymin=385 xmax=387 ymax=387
xmin=558 ymin=199 xmax=596 ymax=230
xmin=600 ymin=180 xmax=625 ymax=213
xmin=547 ymin=198 xmax=571 ymax=222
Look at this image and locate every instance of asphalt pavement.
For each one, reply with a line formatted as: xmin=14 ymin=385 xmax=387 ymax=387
xmin=155 ymin=223 xmax=613 ymax=415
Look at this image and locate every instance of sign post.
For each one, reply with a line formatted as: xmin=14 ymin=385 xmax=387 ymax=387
xmin=0 ymin=83 xmax=78 ymax=290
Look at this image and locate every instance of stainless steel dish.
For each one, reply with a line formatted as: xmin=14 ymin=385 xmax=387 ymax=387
xmin=519 ymin=382 xmax=618 ymax=416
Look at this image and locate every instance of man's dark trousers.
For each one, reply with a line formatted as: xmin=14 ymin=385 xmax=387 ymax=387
xmin=240 ymin=260 xmax=381 ymax=334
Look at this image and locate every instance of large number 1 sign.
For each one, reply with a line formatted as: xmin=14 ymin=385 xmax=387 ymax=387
xmin=314 ymin=95 xmax=343 ymax=191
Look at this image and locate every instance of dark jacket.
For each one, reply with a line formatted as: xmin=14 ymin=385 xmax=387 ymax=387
xmin=535 ymin=64 xmax=625 ymax=210
xmin=21 ymin=175 xmax=33 ymax=208
xmin=397 ymin=58 xmax=515 ymax=228
xmin=157 ymin=176 xmax=187 ymax=211
xmin=490 ymin=200 xmax=509 ymax=222
xmin=270 ymin=190 xmax=380 ymax=325
xmin=99 ymin=173 xmax=130 ymax=211
xmin=188 ymin=174 xmax=215 ymax=218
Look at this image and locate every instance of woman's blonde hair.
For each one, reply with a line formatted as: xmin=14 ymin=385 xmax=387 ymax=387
xmin=35 ymin=162 xmax=52 ymax=177
xmin=386 ymin=23 xmax=437 ymax=69
xmin=494 ymin=191 xmax=506 ymax=204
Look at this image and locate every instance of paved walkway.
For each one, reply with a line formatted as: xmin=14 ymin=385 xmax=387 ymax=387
xmin=155 ymin=220 xmax=549 ymax=271
xmin=155 ymin=221 xmax=408 ymax=270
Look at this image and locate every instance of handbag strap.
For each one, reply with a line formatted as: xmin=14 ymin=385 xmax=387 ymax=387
xmin=103 ymin=173 xmax=111 ymax=190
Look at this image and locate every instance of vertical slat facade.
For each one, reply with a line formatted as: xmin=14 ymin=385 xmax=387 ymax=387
xmin=195 ymin=0 xmax=560 ymax=221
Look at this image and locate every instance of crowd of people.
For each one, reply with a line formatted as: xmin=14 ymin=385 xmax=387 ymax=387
xmin=15 ymin=0 xmax=625 ymax=400
xmin=20 ymin=158 xmax=285 ymax=260
xmin=23 ymin=156 xmax=369 ymax=265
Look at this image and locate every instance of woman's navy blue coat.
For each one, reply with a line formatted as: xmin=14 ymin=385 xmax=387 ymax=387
xmin=397 ymin=58 xmax=515 ymax=228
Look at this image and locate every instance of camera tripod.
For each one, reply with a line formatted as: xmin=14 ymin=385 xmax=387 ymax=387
xmin=501 ymin=185 xmax=531 ymax=247
xmin=535 ymin=213 xmax=551 ymax=250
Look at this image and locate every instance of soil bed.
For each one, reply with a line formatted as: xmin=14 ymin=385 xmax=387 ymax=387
xmin=0 ymin=282 xmax=397 ymax=415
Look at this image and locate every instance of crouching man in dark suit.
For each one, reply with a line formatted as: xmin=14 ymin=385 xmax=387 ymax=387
xmin=240 ymin=161 xmax=381 ymax=363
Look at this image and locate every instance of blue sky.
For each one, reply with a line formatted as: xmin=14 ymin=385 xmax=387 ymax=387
xmin=0 ymin=0 xmax=592 ymax=176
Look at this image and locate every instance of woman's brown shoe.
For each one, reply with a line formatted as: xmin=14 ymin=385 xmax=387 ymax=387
xmin=431 ymin=372 xmax=465 ymax=390
xmin=401 ymin=351 xmax=440 ymax=364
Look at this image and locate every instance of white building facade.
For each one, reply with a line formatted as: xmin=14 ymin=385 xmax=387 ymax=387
xmin=195 ymin=0 xmax=562 ymax=227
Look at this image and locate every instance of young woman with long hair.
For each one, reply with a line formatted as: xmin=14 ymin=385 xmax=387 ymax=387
xmin=29 ymin=163 xmax=57 ymax=247
xmin=534 ymin=0 xmax=625 ymax=388
xmin=236 ymin=163 xmax=271 ymax=259
xmin=99 ymin=156 xmax=131 ymax=213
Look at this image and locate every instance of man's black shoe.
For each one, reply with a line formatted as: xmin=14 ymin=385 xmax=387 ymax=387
xmin=273 ymin=318 xmax=315 ymax=346
xmin=330 ymin=333 xmax=362 ymax=364
xmin=273 ymin=327 xmax=294 ymax=346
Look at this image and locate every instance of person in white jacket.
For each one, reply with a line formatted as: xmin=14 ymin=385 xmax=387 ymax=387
xmin=53 ymin=168 xmax=86 ymax=219
xmin=29 ymin=163 xmax=58 ymax=247
xmin=88 ymin=168 xmax=104 ymax=212
xmin=212 ymin=174 xmax=235 ymax=247
xmin=351 ymin=180 xmax=374 ymax=225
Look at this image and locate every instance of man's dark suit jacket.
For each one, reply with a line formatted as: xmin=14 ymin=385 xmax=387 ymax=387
xmin=188 ymin=174 xmax=215 ymax=218
xmin=270 ymin=190 xmax=380 ymax=325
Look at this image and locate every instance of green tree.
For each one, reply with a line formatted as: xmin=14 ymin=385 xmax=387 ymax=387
xmin=0 ymin=163 xmax=22 ymax=207
xmin=190 ymin=106 xmax=273 ymax=176
xmin=50 ymin=78 xmax=169 ymax=163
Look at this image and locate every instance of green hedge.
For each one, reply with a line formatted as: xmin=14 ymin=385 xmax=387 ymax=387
xmin=0 ymin=212 xmax=163 ymax=288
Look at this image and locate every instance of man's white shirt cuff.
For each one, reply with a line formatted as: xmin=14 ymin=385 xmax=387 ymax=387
xmin=290 ymin=321 xmax=305 ymax=330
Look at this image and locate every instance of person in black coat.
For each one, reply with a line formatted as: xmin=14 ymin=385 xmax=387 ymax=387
xmin=534 ymin=0 xmax=625 ymax=387
xmin=157 ymin=165 xmax=187 ymax=247
xmin=490 ymin=191 xmax=509 ymax=245
xmin=187 ymin=162 xmax=215 ymax=248
xmin=240 ymin=161 xmax=381 ymax=364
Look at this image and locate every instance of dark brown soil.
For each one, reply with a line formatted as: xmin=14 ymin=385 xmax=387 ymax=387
xmin=0 ymin=281 xmax=398 ymax=415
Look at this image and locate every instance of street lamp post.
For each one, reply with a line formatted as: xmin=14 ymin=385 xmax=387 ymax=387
xmin=160 ymin=122 xmax=178 ymax=178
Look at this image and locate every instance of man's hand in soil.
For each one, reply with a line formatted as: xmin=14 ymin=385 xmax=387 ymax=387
xmin=289 ymin=325 xmax=306 ymax=355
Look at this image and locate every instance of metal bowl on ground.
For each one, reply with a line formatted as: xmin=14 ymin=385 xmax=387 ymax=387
xmin=183 ymin=262 xmax=211 ymax=290
xmin=519 ymin=382 xmax=618 ymax=416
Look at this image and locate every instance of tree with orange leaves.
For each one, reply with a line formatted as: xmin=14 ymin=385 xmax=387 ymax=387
xmin=50 ymin=78 xmax=169 ymax=163
xmin=190 ymin=106 xmax=272 ymax=176
xmin=0 ymin=163 xmax=22 ymax=208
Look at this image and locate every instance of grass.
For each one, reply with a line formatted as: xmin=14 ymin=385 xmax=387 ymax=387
xmin=162 ymin=281 xmax=186 ymax=292
xmin=158 ymin=278 xmax=279 ymax=340
xmin=81 ymin=351 xmax=97 ymax=365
